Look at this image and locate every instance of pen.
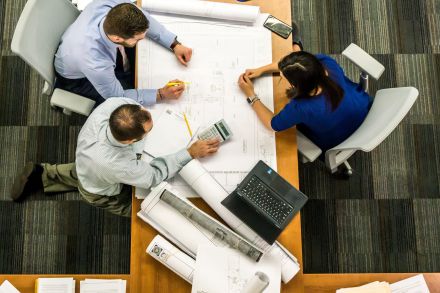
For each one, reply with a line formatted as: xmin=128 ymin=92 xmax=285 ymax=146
xmin=183 ymin=113 xmax=193 ymax=137
xmin=166 ymin=82 xmax=190 ymax=87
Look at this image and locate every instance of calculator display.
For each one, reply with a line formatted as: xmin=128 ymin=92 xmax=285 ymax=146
xmin=217 ymin=122 xmax=230 ymax=137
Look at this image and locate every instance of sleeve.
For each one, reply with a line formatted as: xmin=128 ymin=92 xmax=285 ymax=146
xmin=114 ymin=149 xmax=192 ymax=189
xmin=81 ymin=53 xmax=157 ymax=106
xmin=141 ymin=9 xmax=177 ymax=49
xmin=271 ymin=100 xmax=307 ymax=132
xmin=315 ymin=54 xmax=345 ymax=79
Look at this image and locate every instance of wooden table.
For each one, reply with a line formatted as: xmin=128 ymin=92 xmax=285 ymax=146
xmin=129 ymin=0 xmax=298 ymax=292
xmin=2 ymin=0 xmax=440 ymax=292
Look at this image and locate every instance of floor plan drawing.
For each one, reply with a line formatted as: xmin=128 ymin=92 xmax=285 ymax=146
xmin=137 ymin=13 xmax=277 ymax=198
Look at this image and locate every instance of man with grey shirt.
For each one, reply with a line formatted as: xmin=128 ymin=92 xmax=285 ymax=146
xmin=11 ymin=98 xmax=220 ymax=217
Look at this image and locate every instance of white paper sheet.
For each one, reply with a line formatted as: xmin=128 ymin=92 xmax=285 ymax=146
xmin=142 ymin=0 xmax=260 ymax=24
xmin=390 ymin=275 xmax=430 ymax=293
xmin=337 ymin=281 xmax=391 ymax=293
xmin=36 ymin=278 xmax=75 ymax=293
xmin=178 ymin=159 xmax=300 ymax=284
xmin=143 ymin=108 xmax=198 ymax=158
xmin=147 ymin=235 xmax=196 ymax=283
xmin=80 ymin=279 xmax=126 ymax=293
xmin=191 ymin=244 xmax=281 ymax=293
xmin=136 ymin=11 xmax=277 ymax=198
xmin=0 ymin=281 xmax=20 ymax=293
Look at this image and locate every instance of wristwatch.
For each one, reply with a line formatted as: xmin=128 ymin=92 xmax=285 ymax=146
xmin=246 ymin=94 xmax=260 ymax=105
xmin=170 ymin=38 xmax=181 ymax=51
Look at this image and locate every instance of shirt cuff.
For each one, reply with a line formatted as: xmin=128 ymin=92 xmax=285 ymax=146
xmin=124 ymin=88 xmax=157 ymax=106
xmin=160 ymin=32 xmax=177 ymax=50
xmin=176 ymin=149 xmax=193 ymax=167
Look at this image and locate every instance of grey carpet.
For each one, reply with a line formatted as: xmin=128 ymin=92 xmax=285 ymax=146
xmin=0 ymin=0 xmax=130 ymax=274
xmin=293 ymin=0 xmax=440 ymax=273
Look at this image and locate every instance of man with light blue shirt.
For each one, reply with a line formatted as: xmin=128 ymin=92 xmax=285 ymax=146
xmin=11 ymin=98 xmax=220 ymax=217
xmin=54 ymin=0 xmax=192 ymax=106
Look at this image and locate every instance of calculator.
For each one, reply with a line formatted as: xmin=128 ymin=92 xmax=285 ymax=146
xmin=197 ymin=119 xmax=232 ymax=142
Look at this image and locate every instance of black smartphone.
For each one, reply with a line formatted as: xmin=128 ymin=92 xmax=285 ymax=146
xmin=263 ymin=15 xmax=292 ymax=39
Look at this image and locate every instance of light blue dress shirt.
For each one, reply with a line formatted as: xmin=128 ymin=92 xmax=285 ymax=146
xmin=76 ymin=97 xmax=192 ymax=196
xmin=54 ymin=0 xmax=176 ymax=106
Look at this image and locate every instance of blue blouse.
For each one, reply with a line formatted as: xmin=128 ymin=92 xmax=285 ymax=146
xmin=271 ymin=54 xmax=372 ymax=152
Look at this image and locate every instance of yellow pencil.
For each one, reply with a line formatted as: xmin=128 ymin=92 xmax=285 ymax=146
xmin=166 ymin=82 xmax=190 ymax=87
xmin=183 ymin=113 xmax=193 ymax=137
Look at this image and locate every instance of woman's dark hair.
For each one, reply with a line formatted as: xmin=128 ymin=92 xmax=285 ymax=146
xmin=104 ymin=3 xmax=149 ymax=39
xmin=109 ymin=104 xmax=151 ymax=141
xmin=278 ymin=51 xmax=344 ymax=111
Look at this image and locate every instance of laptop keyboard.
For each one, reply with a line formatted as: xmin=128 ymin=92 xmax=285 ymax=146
xmin=239 ymin=175 xmax=293 ymax=226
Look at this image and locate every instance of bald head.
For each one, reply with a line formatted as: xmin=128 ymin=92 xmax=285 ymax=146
xmin=109 ymin=104 xmax=152 ymax=142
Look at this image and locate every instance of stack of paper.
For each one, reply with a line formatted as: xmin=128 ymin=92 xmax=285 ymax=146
xmin=337 ymin=274 xmax=431 ymax=293
xmin=390 ymin=275 xmax=430 ymax=293
xmin=0 ymin=281 xmax=20 ymax=293
xmin=80 ymin=279 xmax=126 ymax=293
xmin=35 ymin=278 xmax=75 ymax=293
xmin=337 ymin=281 xmax=391 ymax=293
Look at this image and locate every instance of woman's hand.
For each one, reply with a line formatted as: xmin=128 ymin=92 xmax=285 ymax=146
xmin=238 ymin=74 xmax=256 ymax=97
xmin=244 ymin=67 xmax=264 ymax=79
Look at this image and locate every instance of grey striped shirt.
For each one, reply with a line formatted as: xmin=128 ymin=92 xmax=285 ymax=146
xmin=76 ymin=98 xmax=192 ymax=196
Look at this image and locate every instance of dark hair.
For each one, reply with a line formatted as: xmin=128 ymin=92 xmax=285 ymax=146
xmin=103 ymin=3 xmax=149 ymax=39
xmin=109 ymin=104 xmax=151 ymax=141
xmin=278 ymin=51 xmax=344 ymax=111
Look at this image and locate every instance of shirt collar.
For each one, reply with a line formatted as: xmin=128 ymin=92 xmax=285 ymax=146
xmin=99 ymin=17 xmax=118 ymax=50
xmin=106 ymin=126 xmax=129 ymax=148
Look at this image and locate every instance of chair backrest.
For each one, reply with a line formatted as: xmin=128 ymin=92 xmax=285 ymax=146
xmin=326 ymin=87 xmax=418 ymax=158
xmin=11 ymin=0 xmax=79 ymax=90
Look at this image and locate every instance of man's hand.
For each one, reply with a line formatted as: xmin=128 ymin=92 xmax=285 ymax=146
xmin=159 ymin=79 xmax=185 ymax=101
xmin=188 ymin=139 xmax=220 ymax=159
xmin=173 ymin=44 xmax=192 ymax=66
xmin=238 ymin=73 xmax=256 ymax=97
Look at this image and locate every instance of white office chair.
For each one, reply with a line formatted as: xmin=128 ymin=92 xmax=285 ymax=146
xmin=297 ymin=44 xmax=419 ymax=175
xmin=11 ymin=0 xmax=95 ymax=116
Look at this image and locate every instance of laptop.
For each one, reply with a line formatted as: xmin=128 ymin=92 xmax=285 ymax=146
xmin=221 ymin=160 xmax=308 ymax=244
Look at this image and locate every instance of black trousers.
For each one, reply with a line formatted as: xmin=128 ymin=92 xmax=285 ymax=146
xmin=54 ymin=47 xmax=136 ymax=106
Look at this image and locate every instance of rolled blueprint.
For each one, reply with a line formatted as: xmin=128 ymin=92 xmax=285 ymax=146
xmin=147 ymin=235 xmax=196 ymax=284
xmin=160 ymin=189 xmax=263 ymax=262
xmin=241 ymin=272 xmax=270 ymax=293
xmin=142 ymin=0 xmax=260 ymax=24
xmin=179 ymin=159 xmax=300 ymax=283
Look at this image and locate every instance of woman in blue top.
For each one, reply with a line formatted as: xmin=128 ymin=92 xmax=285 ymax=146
xmin=238 ymin=50 xmax=372 ymax=156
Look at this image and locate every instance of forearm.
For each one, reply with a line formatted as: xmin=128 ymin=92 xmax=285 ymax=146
xmin=251 ymin=100 xmax=275 ymax=131
xmin=260 ymin=62 xmax=280 ymax=74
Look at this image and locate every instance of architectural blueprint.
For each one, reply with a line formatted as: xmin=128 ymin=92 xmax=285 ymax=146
xmin=191 ymin=245 xmax=281 ymax=293
xmin=136 ymin=12 xmax=277 ymax=198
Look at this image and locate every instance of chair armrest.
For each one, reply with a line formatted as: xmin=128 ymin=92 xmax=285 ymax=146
xmin=296 ymin=130 xmax=322 ymax=162
xmin=342 ymin=43 xmax=385 ymax=80
xmin=50 ymin=88 xmax=95 ymax=116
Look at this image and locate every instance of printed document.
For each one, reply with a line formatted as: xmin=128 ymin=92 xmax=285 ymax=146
xmin=192 ymin=244 xmax=281 ymax=293
xmin=137 ymin=2 xmax=276 ymax=198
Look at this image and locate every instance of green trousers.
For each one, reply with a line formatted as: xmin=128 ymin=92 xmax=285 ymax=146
xmin=41 ymin=163 xmax=132 ymax=217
